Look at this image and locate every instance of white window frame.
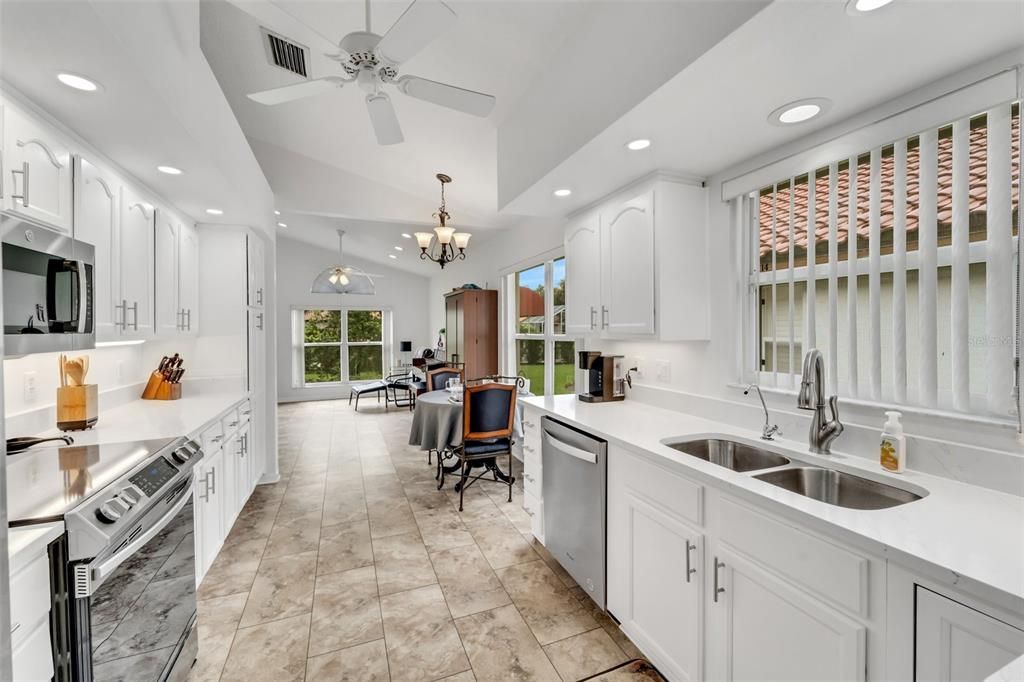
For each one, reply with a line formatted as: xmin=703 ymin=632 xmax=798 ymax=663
xmin=501 ymin=251 xmax=575 ymax=396
xmin=291 ymin=306 xmax=393 ymax=387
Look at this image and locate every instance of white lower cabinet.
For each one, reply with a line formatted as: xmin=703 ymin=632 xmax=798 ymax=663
xmin=520 ymin=406 xmax=543 ymax=542
xmin=194 ymin=446 xmax=224 ymax=581
xmin=915 ymin=587 xmax=1024 ymax=681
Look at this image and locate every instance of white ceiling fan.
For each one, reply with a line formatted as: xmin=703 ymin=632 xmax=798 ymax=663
xmin=244 ymin=0 xmax=496 ymax=145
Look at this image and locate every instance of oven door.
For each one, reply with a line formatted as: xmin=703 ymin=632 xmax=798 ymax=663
xmin=79 ymin=479 xmax=198 ymax=682
xmin=2 ymin=213 xmax=95 ymax=356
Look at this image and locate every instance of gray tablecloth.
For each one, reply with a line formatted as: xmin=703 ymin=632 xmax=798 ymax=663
xmin=408 ymin=390 xmax=527 ymax=452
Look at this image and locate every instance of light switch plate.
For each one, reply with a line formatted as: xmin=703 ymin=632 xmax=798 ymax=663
xmin=656 ymin=360 xmax=671 ymax=383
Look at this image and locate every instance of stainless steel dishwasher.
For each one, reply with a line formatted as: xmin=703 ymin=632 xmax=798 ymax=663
xmin=541 ymin=416 xmax=607 ymax=608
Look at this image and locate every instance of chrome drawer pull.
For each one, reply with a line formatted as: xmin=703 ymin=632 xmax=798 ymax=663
xmin=713 ymin=557 xmax=725 ymax=602
xmin=524 ymin=473 xmax=534 ymax=482
xmin=685 ymin=540 xmax=697 ymax=583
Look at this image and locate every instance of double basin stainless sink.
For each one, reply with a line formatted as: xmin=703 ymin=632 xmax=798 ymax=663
xmin=663 ymin=438 xmax=923 ymax=510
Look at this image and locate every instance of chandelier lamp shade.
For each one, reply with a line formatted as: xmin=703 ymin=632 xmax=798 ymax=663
xmin=416 ymin=173 xmax=470 ymax=269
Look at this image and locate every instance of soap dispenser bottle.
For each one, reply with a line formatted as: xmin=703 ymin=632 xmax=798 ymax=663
xmin=880 ymin=411 xmax=906 ymax=473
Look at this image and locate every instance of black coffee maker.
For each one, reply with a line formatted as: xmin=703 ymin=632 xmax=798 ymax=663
xmin=578 ymin=351 xmax=625 ymax=403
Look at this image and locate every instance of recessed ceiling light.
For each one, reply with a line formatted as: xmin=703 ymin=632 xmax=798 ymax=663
xmin=553 ymin=189 xmax=572 ymax=197
xmin=846 ymin=0 xmax=894 ymax=14
xmin=767 ymin=98 xmax=831 ymax=126
xmin=401 ymin=233 xmax=412 ymax=239
xmin=626 ymin=138 xmax=651 ymax=151
xmin=57 ymin=73 xmax=100 ymax=92
xmin=206 ymin=208 xmax=223 ymax=216
xmin=394 ymin=245 xmax=403 ymax=251
xmin=157 ymin=165 xmax=183 ymax=175
xmin=274 ymin=210 xmax=281 ymax=216
xmin=388 ymin=254 xmax=397 ymax=259
xmin=277 ymin=222 xmax=287 ymax=228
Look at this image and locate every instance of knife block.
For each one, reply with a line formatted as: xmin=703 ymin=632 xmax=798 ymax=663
xmin=141 ymin=371 xmax=182 ymax=401
xmin=57 ymin=384 xmax=99 ymax=431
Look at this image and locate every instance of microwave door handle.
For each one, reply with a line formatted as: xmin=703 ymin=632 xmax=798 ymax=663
xmin=76 ymin=261 xmax=89 ymax=333
xmin=543 ymin=431 xmax=598 ymax=464
xmin=86 ymin=483 xmax=192 ymax=594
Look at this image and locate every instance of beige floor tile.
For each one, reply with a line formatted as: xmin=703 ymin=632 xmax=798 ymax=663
xmin=190 ymin=592 xmax=248 ymax=682
xmin=318 ymin=519 xmax=373 ymax=575
xmin=368 ymin=499 xmax=418 ymax=538
xmin=441 ymin=672 xmax=478 ymax=681
xmin=239 ymin=551 xmax=317 ymax=627
xmin=414 ymin=506 xmax=475 ymax=553
xmin=454 ymin=604 xmax=560 ymax=682
xmin=468 ymin=516 xmax=539 ymax=570
xmin=569 ymin=587 xmax=644 ymax=659
xmin=543 ymin=629 xmax=628 ymax=681
xmin=380 ymin=584 xmax=470 ymax=682
xmin=430 ymin=544 xmax=511 ymax=618
xmin=322 ymin=488 xmax=368 ymax=527
xmin=309 ymin=565 xmax=383 ymax=657
xmin=198 ymin=537 xmax=265 ymax=600
xmin=587 ymin=660 xmax=667 ymax=681
xmin=372 ymin=531 xmax=437 ymax=595
xmin=496 ymin=560 xmax=598 ymax=645
xmin=220 ymin=613 xmax=310 ymax=682
xmin=224 ymin=506 xmax=277 ymax=547
xmin=264 ymin=510 xmax=322 ymax=559
xmin=306 ymin=638 xmax=390 ymax=681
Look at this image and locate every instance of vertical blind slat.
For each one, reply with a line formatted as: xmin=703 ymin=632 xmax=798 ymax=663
xmin=847 ymin=156 xmax=859 ymax=397
xmin=951 ymin=118 xmax=971 ymax=411
xmin=788 ymin=178 xmax=796 ymax=385
xmin=892 ymin=139 xmax=908 ymax=405
xmin=985 ymin=104 xmax=1014 ymax=415
xmin=806 ymin=170 xmax=817 ymax=351
xmin=918 ymin=128 xmax=939 ymax=408
xmin=869 ymin=147 xmax=882 ymax=400
xmin=770 ymin=184 xmax=778 ymax=387
xmin=828 ymin=162 xmax=840 ymax=395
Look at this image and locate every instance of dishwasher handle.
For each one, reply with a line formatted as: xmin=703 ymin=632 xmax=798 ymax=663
xmin=543 ymin=430 xmax=598 ymax=464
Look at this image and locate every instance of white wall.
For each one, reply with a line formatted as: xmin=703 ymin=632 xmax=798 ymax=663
xmin=275 ymin=235 xmax=431 ymax=402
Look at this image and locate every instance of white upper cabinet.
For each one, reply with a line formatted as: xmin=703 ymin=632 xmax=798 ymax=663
xmin=602 ymin=191 xmax=656 ymax=335
xmin=247 ymin=234 xmax=265 ymax=308
xmin=155 ymin=211 xmax=180 ymax=336
xmin=74 ymin=156 xmax=121 ymax=341
xmin=119 ymin=185 xmax=155 ymax=338
xmin=178 ymin=222 xmax=199 ymax=334
xmin=2 ymin=105 xmax=73 ymax=232
xmin=563 ymin=176 xmax=709 ymax=341
xmin=564 ymin=211 xmax=602 ymax=335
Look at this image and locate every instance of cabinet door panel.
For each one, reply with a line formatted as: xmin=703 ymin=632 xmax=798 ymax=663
xmin=119 ymin=187 xmax=155 ymax=337
xmin=915 ymin=587 xmax=1024 ymax=682
xmin=708 ymin=547 xmax=865 ymax=682
xmin=4 ymin=107 xmax=73 ymax=231
xmin=564 ymin=216 xmax=601 ymax=335
xmin=74 ymin=157 xmax=121 ymax=340
xmin=179 ymin=223 xmax=199 ymax=334
xmin=154 ymin=211 xmax=179 ymax=336
xmin=601 ymin=192 xmax=655 ymax=335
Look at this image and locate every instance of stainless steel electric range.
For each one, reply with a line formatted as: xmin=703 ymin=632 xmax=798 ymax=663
xmin=7 ymin=436 xmax=205 ymax=682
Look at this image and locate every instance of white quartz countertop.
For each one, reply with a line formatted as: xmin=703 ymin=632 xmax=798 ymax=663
xmin=522 ymin=395 xmax=1024 ymax=609
xmin=36 ymin=379 xmax=248 ymax=446
xmin=8 ymin=522 xmax=63 ymax=574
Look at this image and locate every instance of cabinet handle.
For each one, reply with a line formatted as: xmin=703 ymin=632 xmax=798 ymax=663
xmin=685 ymin=540 xmax=697 ymax=583
xmin=713 ymin=556 xmax=725 ymax=602
xmin=116 ymin=300 xmax=127 ymax=331
xmin=601 ymin=306 xmax=609 ymax=329
xmin=11 ymin=161 xmax=29 ymax=206
xmin=524 ymin=473 xmax=534 ymax=482
xmin=199 ymin=473 xmax=210 ymax=502
xmin=256 ymin=313 xmax=263 ymax=330
xmin=186 ymin=308 xmax=192 ymax=331
xmin=211 ymin=435 xmax=223 ymax=443
xmin=10 ymin=621 xmax=21 ymax=635
xmin=176 ymin=309 xmax=182 ymax=331
xmin=209 ymin=467 xmax=216 ymax=494
xmin=129 ymin=301 xmax=139 ymax=330
xmin=524 ymin=507 xmax=535 ymax=517
xmin=590 ymin=306 xmax=596 ymax=330
xmin=228 ymin=420 xmax=239 ymax=427
xmin=256 ymin=287 xmax=263 ymax=305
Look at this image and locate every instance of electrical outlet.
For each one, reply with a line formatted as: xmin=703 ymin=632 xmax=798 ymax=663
xmin=23 ymin=371 xmax=37 ymax=403
xmin=656 ymin=360 xmax=672 ymax=383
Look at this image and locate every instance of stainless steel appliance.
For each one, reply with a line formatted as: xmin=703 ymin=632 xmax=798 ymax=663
xmin=541 ymin=417 xmax=607 ymax=607
xmin=2 ymin=212 xmax=95 ymax=355
xmin=577 ymin=351 xmax=625 ymax=403
xmin=7 ymin=437 xmax=204 ymax=681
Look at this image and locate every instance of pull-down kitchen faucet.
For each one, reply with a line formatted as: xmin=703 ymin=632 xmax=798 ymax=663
xmin=797 ymin=349 xmax=844 ymax=454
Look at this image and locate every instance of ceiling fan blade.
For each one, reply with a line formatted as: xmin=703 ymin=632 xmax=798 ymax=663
xmin=366 ymin=93 xmax=404 ymax=145
xmin=248 ymin=77 xmax=346 ymax=105
xmin=376 ymin=0 xmax=456 ymax=65
xmin=396 ymin=75 xmax=495 ymax=117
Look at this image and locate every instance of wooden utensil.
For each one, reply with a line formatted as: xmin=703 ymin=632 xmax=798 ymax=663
xmin=65 ymin=357 xmax=87 ymax=387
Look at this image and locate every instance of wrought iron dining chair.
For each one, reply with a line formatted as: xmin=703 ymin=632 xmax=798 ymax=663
xmin=443 ymin=382 xmax=517 ymax=512
xmin=424 ymin=366 xmax=465 ymax=467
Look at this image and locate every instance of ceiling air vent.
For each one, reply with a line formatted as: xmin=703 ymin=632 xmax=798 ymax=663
xmin=261 ymin=28 xmax=309 ymax=78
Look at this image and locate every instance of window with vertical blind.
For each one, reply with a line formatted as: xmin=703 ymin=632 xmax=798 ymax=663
xmin=741 ymin=99 xmax=1020 ymax=420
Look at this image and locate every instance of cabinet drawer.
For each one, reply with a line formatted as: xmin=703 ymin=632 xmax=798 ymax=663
xmin=222 ymin=407 xmax=243 ymax=436
xmin=238 ymin=399 xmax=253 ymax=423
xmin=12 ymin=619 xmax=53 ymax=682
xmin=615 ymin=446 xmax=703 ymax=527
xmin=718 ymin=496 xmax=868 ymax=617
xmin=200 ymin=421 xmax=225 ymax=452
xmin=10 ymin=552 xmax=50 ymax=648
xmin=523 ymin=460 xmax=542 ymax=498
xmin=523 ymin=490 xmax=543 ymax=540
xmin=521 ymin=408 xmax=541 ymax=438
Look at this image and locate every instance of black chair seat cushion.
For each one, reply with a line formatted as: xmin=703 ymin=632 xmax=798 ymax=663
xmin=463 ymin=438 xmax=511 ymax=456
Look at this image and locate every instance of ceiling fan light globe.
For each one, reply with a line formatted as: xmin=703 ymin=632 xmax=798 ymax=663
xmin=434 ymin=226 xmax=455 ymax=245
xmin=414 ymin=232 xmax=434 ymax=249
xmin=452 ymin=232 xmax=471 ymax=249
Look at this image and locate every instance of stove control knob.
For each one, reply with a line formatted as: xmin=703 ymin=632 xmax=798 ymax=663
xmin=171 ymin=447 xmax=191 ymax=464
xmin=95 ymin=501 xmax=122 ymax=524
xmin=119 ymin=488 xmax=141 ymax=506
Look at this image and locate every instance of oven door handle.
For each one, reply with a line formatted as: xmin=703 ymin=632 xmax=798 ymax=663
xmin=87 ymin=483 xmax=192 ymax=594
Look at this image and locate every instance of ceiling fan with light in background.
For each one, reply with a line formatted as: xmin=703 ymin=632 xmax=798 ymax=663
xmin=243 ymin=0 xmax=497 ymax=145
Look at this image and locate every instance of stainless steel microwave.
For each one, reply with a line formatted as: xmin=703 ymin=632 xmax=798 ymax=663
xmin=2 ymin=213 xmax=95 ymax=356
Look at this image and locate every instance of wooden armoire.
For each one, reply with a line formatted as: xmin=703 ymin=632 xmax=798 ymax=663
xmin=443 ymin=288 xmax=498 ymax=379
